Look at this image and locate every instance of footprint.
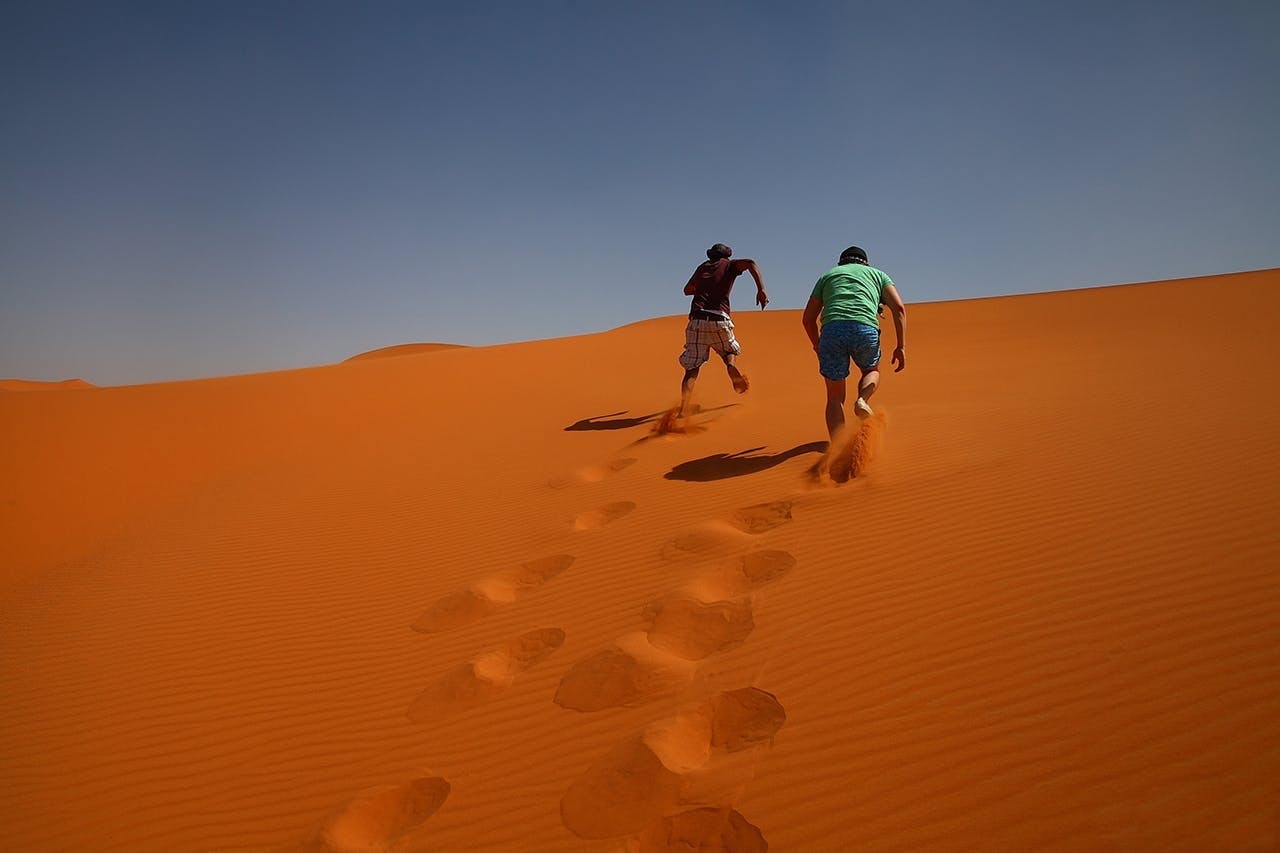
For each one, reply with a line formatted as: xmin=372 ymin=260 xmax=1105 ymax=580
xmin=642 ymin=593 xmax=755 ymax=661
xmin=574 ymin=501 xmax=637 ymax=530
xmin=409 ymin=627 xmax=566 ymax=720
xmin=310 ymin=775 xmax=450 ymax=852
xmin=637 ymin=807 xmax=768 ymax=853
xmin=560 ymin=688 xmax=786 ymax=839
xmin=553 ymin=632 xmax=696 ymax=712
xmin=660 ymin=522 xmax=755 ymax=562
xmin=738 ymin=550 xmax=796 ymax=588
xmin=549 ymin=457 xmax=638 ymax=489
xmin=411 ymin=555 xmax=574 ymax=634
xmin=560 ymin=735 xmax=687 ymax=838
xmin=708 ymin=688 xmax=787 ymax=752
xmin=507 ymin=554 xmax=575 ymax=590
xmin=727 ymin=501 xmax=793 ymax=534
xmin=695 ymin=550 xmax=796 ymax=599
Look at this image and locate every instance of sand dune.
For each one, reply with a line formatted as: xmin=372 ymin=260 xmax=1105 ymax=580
xmin=1 ymin=270 xmax=1277 ymax=851
xmin=345 ymin=342 xmax=467 ymax=362
xmin=0 ymin=377 xmax=94 ymax=392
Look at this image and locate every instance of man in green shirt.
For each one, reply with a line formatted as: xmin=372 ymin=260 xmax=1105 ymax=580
xmin=802 ymin=246 xmax=907 ymax=438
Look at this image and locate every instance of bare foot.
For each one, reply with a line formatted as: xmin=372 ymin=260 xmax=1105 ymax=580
xmin=732 ymin=373 xmax=750 ymax=394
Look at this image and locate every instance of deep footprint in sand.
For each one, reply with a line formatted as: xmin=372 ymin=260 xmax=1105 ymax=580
xmin=553 ymin=633 xmax=696 ymax=712
xmin=642 ymin=592 xmax=755 ymax=661
xmin=727 ymin=501 xmax=793 ymax=534
xmin=409 ymin=627 xmax=566 ymax=720
xmin=693 ymin=550 xmax=797 ymax=599
xmin=638 ymin=807 xmax=768 ymax=853
xmin=560 ymin=687 xmax=786 ymax=839
xmin=411 ymin=555 xmax=574 ymax=633
xmin=707 ymin=687 xmax=788 ymax=752
xmin=311 ymin=775 xmax=450 ymax=852
xmin=660 ymin=521 xmax=756 ymax=562
xmin=574 ymin=500 xmax=637 ymax=530
xmin=548 ymin=457 xmax=638 ymax=489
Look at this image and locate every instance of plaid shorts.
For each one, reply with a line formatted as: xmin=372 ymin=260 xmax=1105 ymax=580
xmin=679 ymin=317 xmax=741 ymax=369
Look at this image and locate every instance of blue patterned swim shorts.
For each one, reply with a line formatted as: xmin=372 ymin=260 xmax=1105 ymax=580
xmin=817 ymin=321 xmax=880 ymax=380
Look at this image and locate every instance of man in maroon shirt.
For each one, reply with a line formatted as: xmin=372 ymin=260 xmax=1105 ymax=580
xmin=677 ymin=243 xmax=769 ymax=417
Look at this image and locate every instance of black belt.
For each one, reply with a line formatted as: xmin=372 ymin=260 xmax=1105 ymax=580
xmin=691 ymin=310 xmax=730 ymax=321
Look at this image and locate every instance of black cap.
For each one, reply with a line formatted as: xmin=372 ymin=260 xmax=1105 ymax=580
xmin=839 ymin=246 xmax=868 ymax=264
xmin=707 ymin=243 xmax=732 ymax=260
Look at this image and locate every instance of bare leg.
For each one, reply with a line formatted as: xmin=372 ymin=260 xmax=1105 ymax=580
xmin=723 ymin=354 xmax=749 ymax=393
xmin=679 ymin=368 xmax=700 ymax=417
xmin=858 ymin=368 xmax=880 ymax=404
xmin=824 ymin=378 xmax=847 ymax=439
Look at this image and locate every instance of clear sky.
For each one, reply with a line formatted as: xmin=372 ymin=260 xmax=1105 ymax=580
xmin=3 ymin=1 xmax=1277 ymax=386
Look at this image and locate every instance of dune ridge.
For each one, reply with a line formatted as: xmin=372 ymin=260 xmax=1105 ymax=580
xmin=0 ymin=377 xmax=94 ymax=392
xmin=1 ymin=269 xmax=1277 ymax=850
xmin=344 ymin=342 xmax=467 ymax=362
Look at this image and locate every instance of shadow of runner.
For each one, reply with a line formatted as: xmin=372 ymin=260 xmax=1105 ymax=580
xmin=565 ymin=411 xmax=665 ymax=431
xmin=664 ymin=442 xmax=828 ymax=482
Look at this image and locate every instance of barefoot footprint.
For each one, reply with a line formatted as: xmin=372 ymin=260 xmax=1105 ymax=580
xmin=726 ymin=501 xmax=793 ymax=535
xmin=661 ymin=502 xmax=793 ymax=562
xmin=560 ymin=687 xmax=786 ymax=840
xmin=411 ymin=555 xmax=574 ymax=633
xmin=573 ymin=500 xmax=637 ymax=530
xmin=409 ymin=627 xmax=566 ymax=720
xmin=553 ymin=632 xmax=697 ymax=712
xmin=559 ymin=542 xmax=797 ymax=712
xmin=309 ymin=775 xmax=450 ymax=852
xmin=548 ymin=457 xmax=638 ymax=489
xmin=638 ymin=807 xmax=768 ymax=853
xmin=642 ymin=592 xmax=755 ymax=661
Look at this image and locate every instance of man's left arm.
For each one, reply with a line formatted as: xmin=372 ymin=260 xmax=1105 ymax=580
xmin=732 ymin=259 xmax=769 ymax=308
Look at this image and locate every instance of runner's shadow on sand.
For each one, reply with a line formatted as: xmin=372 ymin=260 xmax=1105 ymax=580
xmin=566 ymin=404 xmax=739 ymax=433
xmin=664 ymin=442 xmax=828 ymax=482
xmin=564 ymin=411 xmax=665 ymax=431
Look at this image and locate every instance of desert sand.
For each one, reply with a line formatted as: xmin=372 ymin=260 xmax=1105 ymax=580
xmin=2 ymin=269 xmax=1277 ymax=851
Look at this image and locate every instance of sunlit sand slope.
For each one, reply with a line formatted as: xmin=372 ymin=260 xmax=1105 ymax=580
xmin=1 ymin=269 xmax=1277 ymax=851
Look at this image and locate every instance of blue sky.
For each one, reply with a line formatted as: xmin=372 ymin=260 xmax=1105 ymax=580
xmin=3 ymin=1 xmax=1277 ymax=385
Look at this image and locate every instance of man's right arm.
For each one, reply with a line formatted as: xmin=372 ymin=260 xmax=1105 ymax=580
xmin=802 ymin=296 xmax=823 ymax=352
xmin=882 ymin=283 xmax=907 ymax=372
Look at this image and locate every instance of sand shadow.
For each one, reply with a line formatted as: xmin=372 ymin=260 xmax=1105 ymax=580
xmin=565 ymin=410 xmax=665 ymax=431
xmin=664 ymin=442 xmax=828 ymax=482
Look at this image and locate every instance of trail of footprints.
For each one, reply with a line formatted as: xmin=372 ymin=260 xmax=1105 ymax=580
xmin=305 ymin=448 xmax=803 ymax=849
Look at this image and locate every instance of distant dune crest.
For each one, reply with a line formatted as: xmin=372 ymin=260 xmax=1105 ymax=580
xmin=344 ymin=342 xmax=466 ymax=362
xmin=0 ymin=378 xmax=94 ymax=392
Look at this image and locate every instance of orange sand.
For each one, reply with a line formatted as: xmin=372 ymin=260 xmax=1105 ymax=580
xmin=1 ymin=270 xmax=1278 ymax=851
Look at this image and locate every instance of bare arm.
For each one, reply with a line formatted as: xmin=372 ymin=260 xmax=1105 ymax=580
xmin=881 ymin=283 xmax=907 ymax=372
xmin=802 ymin=296 xmax=823 ymax=352
xmin=732 ymin=259 xmax=769 ymax=308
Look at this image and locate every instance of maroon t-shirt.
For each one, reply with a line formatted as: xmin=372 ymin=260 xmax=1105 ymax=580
xmin=687 ymin=258 xmax=743 ymax=318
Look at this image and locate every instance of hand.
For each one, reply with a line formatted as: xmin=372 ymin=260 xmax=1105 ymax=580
xmin=756 ymin=290 xmax=769 ymax=309
xmin=892 ymin=346 xmax=906 ymax=372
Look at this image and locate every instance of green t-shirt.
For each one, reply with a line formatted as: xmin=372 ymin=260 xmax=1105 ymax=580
xmin=810 ymin=263 xmax=894 ymax=326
